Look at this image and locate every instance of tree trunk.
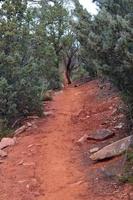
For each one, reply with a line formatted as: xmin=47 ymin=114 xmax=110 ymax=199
xmin=65 ymin=69 xmax=72 ymax=84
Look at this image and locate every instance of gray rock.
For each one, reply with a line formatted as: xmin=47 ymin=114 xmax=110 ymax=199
xmin=0 ymin=137 xmax=16 ymax=150
xmin=90 ymin=135 xmax=133 ymax=161
xmin=88 ymin=129 xmax=114 ymax=141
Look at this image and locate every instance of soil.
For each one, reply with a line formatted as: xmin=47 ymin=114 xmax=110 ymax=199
xmin=0 ymin=80 xmax=132 ymax=200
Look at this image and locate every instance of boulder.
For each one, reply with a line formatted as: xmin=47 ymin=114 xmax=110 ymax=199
xmin=88 ymin=129 xmax=114 ymax=141
xmin=90 ymin=135 xmax=133 ymax=161
xmin=0 ymin=137 xmax=16 ymax=150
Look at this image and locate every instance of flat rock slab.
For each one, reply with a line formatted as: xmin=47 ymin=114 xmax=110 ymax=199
xmin=88 ymin=129 xmax=114 ymax=141
xmin=90 ymin=135 xmax=133 ymax=161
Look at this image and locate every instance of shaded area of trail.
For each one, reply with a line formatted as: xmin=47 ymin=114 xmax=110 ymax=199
xmin=0 ymin=80 xmax=132 ymax=200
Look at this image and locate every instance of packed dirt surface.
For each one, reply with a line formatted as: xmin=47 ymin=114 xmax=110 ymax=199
xmin=0 ymin=80 xmax=132 ymax=200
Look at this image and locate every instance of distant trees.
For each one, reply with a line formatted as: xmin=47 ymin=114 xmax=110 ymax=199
xmin=72 ymin=0 xmax=97 ymax=77
xmin=72 ymin=0 xmax=133 ymax=117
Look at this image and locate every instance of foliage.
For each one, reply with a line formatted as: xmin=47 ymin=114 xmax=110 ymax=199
xmin=0 ymin=0 xmax=82 ymax=129
xmin=72 ymin=1 xmax=97 ymax=77
xmin=73 ymin=0 xmax=133 ymax=118
xmin=119 ymin=150 xmax=133 ymax=184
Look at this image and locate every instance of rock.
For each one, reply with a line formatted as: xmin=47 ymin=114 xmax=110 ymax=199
xmin=18 ymin=180 xmax=27 ymax=184
xmin=89 ymin=147 xmax=99 ymax=153
xmin=0 ymin=150 xmax=7 ymax=158
xmin=28 ymin=144 xmax=34 ymax=148
xmin=111 ymin=109 xmax=117 ymax=115
xmin=0 ymin=137 xmax=16 ymax=149
xmin=26 ymin=122 xmax=32 ymax=127
xmin=88 ymin=129 xmax=114 ymax=141
xmin=115 ymin=122 xmax=124 ymax=129
xmin=18 ymin=160 xmax=24 ymax=165
xmin=77 ymin=134 xmax=88 ymax=145
xmin=43 ymin=111 xmax=53 ymax=117
xmin=15 ymin=125 xmax=26 ymax=135
xmin=90 ymin=135 xmax=133 ymax=161
xmin=23 ymin=162 xmax=35 ymax=166
xmin=129 ymin=192 xmax=133 ymax=200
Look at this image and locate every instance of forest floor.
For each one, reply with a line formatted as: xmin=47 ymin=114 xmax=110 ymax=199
xmin=0 ymin=80 xmax=133 ymax=200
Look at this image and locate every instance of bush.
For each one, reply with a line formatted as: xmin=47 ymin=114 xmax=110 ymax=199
xmin=0 ymin=65 xmax=43 ymax=127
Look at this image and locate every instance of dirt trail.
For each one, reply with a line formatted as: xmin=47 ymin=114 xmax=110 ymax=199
xmin=0 ymin=80 xmax=132 ymax=200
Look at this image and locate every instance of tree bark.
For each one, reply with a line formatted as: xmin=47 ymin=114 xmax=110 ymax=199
xmin=65 ymin=69 xmax=72 ymax=84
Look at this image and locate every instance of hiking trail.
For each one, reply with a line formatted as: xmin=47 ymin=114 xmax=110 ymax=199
xmin=0 ymin=80 xmax=132 ymax=200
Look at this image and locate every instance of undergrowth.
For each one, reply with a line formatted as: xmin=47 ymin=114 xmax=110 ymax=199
xmin=119 ymin=150 xmax=133 ymax=184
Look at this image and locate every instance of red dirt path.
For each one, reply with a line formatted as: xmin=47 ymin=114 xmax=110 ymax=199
xmin=0 ymin=80 xmax=132 ymax=200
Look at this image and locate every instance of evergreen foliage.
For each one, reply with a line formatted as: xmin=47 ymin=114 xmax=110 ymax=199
xmin=0 ymin=0 xmax=133 ymax=129
xmin=0 ymin=0 xmax=72 ymax=128
xmin=73 ymin=0 xmax=133 ymax=120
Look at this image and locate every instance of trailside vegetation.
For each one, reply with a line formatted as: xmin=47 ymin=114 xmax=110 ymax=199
xmin=0 ymin=0 xmax=78 ymax=129
xmin=72 ymin=0 xmax=133 ymax=122
xmin=0 ymin=0 xmax=133 ymax=132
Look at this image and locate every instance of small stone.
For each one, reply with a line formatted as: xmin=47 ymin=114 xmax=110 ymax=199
xmin=15 ymin=125 xmax=26 ymax=135
xmin=26 ymin=122 xmax=32 ymax=127
xmin=23 ymin=162 xmax=35 ymax=166
xmin=86 ymin=115 xmax=90 ymax=118
xmin=109 ymin=106 xmax=113 ymax=110
xmin=28 ymin=144 xmax=34 ymax=148
xmin=115 ymin=122 xmax=124 ymax=129
xmin=0 ymin=150 xmax=7 ymax=158
xmin=18 ymin=180 xmax=27 ymax=184
xmin=26 ymin=184 xmax=30 ymax=189
xmin=77 ymin=134 xmax=88 ymax=145
xmin=111 ymin=109 xmax=117 ymax=115
xmin=43 ymin=111 xmax=53 ymax=117
xmin=18 ymin=160 xmax=24 ymax=165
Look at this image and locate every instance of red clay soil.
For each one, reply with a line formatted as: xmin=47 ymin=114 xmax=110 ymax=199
xmin=0 ymin=80 xmax=132 ymax=200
